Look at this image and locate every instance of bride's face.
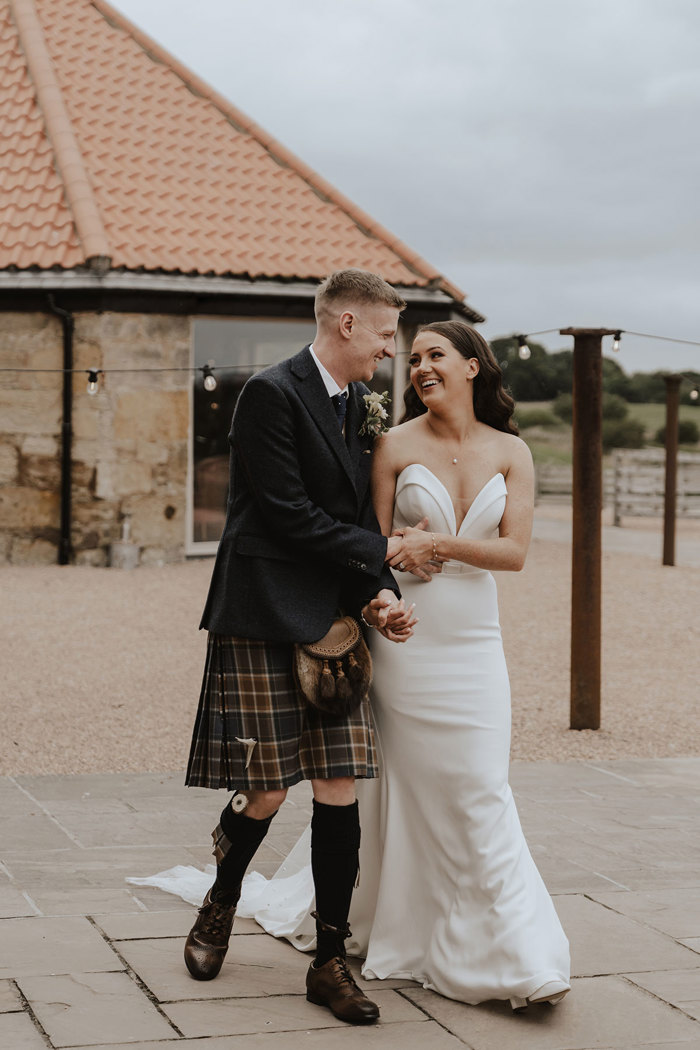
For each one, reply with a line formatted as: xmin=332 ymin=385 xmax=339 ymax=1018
xmin=408 ymin=332 xmax=478 ymax=406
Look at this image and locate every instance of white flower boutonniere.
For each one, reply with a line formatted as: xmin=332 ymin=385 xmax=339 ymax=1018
xmin=359 ymin=390 xmax=391 ymax=438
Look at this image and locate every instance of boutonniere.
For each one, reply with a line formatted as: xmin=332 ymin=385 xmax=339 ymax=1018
xmin=359 ymin=391 xmax=391 ymax=438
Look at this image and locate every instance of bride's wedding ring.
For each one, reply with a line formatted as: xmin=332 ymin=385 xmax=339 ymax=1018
xmin=399 ymin=561 xmax=406 ymax=570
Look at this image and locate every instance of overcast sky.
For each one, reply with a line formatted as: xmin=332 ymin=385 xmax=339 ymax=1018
xmin=109 ymin=0 xmax=700 ymax=376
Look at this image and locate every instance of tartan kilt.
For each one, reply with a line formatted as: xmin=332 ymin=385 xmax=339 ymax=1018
xmin=185 ymin=633 xmax=378 ymax=791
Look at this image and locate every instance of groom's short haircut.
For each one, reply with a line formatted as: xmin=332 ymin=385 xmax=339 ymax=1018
xmin=314 ymin=269 xmax=406 ymax=322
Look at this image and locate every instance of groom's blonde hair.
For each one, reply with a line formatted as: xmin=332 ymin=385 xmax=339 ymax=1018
xmin=315 ymin=269 xmax=406 ymax=323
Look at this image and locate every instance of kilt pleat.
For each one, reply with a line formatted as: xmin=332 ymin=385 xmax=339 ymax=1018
xmin=185 ymin=634 xmax=377 ymax=791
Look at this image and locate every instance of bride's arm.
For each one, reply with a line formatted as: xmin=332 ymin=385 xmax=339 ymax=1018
xmin=370 ymin=432 xmax=398 ymax=537
xmin=389 ymin=439 xmax=535 ymax=573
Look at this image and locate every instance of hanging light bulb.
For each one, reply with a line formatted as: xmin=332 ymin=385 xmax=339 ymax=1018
xmin=690 ymin=386 xmax=699 ymax=402
xmin=612 ymin=330 xmax=622 ymax=352
xmin=86 ymin=369 xmax=100 ymax=396
xmin=517 ymin=335 xmax=531 ymax=361
xmin=202 ymin=364 xmax=217 ymax=392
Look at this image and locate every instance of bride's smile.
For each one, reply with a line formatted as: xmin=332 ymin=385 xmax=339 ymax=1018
xmin=409 ymin=330 xmax=479 ymax=406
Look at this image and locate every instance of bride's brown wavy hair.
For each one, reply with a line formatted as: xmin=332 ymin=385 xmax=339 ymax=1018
xmin=399 ymin=321 xmax=518 ymax=435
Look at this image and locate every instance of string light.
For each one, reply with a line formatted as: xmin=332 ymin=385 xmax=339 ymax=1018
xmin=86 ymin=369 xmax=100 ymax=396
xmin=517 ymin=335 xmax=531 ymax=360
xmin=202 ymin=364 xmax=217 ymax=392
xmin=2 ymin=328 xmax=700 ymax=393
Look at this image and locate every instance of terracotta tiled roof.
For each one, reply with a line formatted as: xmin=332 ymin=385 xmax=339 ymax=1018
xmin=0 ymin=0 xmax=479 ymax=312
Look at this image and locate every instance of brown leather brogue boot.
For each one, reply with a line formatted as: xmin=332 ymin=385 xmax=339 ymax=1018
xmin=184 ymin=886 xmax=237 ymax=980
xmin=306 ymin=955 xmax=380 ymax=1024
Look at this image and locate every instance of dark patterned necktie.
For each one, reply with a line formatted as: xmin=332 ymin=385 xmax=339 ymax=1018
xmin=330 ymin=391 xmax=348 ymax=429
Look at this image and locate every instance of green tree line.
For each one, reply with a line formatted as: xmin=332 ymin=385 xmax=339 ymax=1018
xmin=491 ymin=337 xmax=700 ymax=405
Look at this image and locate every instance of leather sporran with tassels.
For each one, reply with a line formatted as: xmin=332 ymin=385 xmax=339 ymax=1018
xmin=294 ymin=616 xmax=372 ymax=717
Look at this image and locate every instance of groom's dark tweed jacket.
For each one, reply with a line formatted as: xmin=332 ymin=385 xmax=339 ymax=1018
xmin=200 ymin=346 xmax=398 ymax=643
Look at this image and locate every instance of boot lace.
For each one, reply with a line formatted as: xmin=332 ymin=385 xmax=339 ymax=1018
xmin=333 ymin=956 xmax=360 ymax=990
xmin=199 ymin=898 xmax=234 ymax=939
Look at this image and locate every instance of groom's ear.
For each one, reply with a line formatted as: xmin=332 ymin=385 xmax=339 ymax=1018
xmin=339 ymin=310 xmax=354 ymax=340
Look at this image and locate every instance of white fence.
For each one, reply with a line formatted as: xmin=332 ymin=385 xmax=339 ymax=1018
xmin=535 ymin=449 xmax=700 ymax=525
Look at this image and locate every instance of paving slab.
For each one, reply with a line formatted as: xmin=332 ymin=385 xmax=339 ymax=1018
xmin=589 ymin=887 xmax=700 ymax=939
xmin=2 ymin=760 xmax=700 ymax=1048
xmin=1 ymin=811 xmax=78 ymax=852
xmin=115 ymin=932 xmax=312 ymax=1001
xmin=579 ymin=866 xmax=700 ymax=893
xmin=92 ymin=909 xmax=212 ymax=941
xmin=17 ymin=971 xmax=177 ymax=1047
xmin=0 ymin=915 xmax=123 ymax=980
xmin=3 ymin=846 xmax=210 ymax=892
xmin=125 ymin=884 xmax=204 ymax=913
xmin=625 ymin=968 xmax=700 ymax=1004
xmin=23 ymin=887 xmax=146 ymax=917
xmin=0 ymin=779 xmax=48 ymax=819
xmin=0 ymin=1011 xmax=48 ymax=1050
xmin=0 ymin=884 xmax=39 ymax=918
xmin=557 ymin=895 xmax=700 ymax=976
xmin=0 ymin=978 xmax=22 ymax=1012
xmin=13 ymin=771 xmax=203 ymax=802
xmin=42 ymin=802 xmax=219 ymax=849
xmin=162 ymin=988 xmax=422 ymax=1037
xmin=403 ymin=975 xmax=700 ymax=1049
xmin=525 ymin=851 xmax=631 ymax=895
xmin=553 ymin=796 xmax=700 ymax=833
xmin=84 ymin=1023 xmax=466 ymax=1050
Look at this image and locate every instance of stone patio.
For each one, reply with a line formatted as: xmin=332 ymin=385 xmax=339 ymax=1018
xmin=2 ymin=759 xmax=700 ymax=1049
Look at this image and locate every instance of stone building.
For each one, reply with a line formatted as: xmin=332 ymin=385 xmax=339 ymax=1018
xmin=0 ymin=0 xmax=483 ymax=566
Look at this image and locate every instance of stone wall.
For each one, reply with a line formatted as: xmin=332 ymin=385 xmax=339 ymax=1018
xmin=0 ymin=310 xmax=191 ymax=565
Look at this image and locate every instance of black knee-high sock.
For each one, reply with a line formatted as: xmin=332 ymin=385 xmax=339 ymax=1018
xmin=211 ymin=798 xmax=275 ymax=904
xmin=311 ymin=799 xmax=360 ymax=966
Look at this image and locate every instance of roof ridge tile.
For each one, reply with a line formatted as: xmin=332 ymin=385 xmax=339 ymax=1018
xmin=9 ymin=0 xmax=110 ymax=270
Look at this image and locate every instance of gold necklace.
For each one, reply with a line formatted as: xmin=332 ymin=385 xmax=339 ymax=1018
xmin=449 ymin=434 xmax=469 ymax=465
xmin=428 ymin=420 xmax=471 ymax=465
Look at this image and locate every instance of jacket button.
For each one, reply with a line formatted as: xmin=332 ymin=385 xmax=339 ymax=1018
xmin=360 ymin=563 xmax=367 ymax=570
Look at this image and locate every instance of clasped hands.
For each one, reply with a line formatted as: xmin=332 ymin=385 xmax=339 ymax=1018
xmin=386 ymin=517 xmax=441 ymax=578
xmin=361 ymin=520 xmax=441 ymax=644
xmin=361 ymin=589 xmax=417 ymax=643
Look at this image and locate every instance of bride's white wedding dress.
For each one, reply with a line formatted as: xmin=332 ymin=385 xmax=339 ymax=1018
xmin=129 ymin=464 xmax=570 ymax=1005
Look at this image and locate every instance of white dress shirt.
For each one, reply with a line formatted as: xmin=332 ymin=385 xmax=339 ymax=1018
xmin=309 ymin=345 xmax=349 ymax=399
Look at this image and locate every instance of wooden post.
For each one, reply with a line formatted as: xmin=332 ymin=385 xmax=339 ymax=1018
xmin=663 ymin=374 xmax=681 ymax=566
xmin=560 ymin=327 xmax=615 ymax=730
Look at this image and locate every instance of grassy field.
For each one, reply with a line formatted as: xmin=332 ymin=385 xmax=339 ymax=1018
xmin=515 ymin=400 xmax=700 ymax=467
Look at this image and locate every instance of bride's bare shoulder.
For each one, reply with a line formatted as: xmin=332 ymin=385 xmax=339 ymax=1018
xmin=385 ymin=417 xmax=423 ymax=438
xmin=492 ymin=429 xmax=533 ymax=475
xmin=377 ymin=417 xmax=426 ymax=462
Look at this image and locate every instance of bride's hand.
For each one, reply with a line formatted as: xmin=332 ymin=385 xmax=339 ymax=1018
xmin=389 ymin=526 xmax=436 ymax=573
xmin=361 ymin=596 xmax=417 ymax=643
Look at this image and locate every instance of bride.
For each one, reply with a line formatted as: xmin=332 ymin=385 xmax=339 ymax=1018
xmin=357 ymin=320 xmax=570 ymax=1008
xmin=131 ymin=321 xmax=570 ymax=1011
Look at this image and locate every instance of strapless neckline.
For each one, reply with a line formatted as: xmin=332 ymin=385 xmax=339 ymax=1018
xmin=396 ymin=464 xmax=505 ymax=535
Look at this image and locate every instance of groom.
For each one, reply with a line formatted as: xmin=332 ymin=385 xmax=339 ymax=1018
xmin=184 ymin=269 xmax=416 ymax=1025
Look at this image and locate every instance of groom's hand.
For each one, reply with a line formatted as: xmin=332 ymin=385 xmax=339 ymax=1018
xmin=362 ymin=591 xmax=417 ymax=643
xmin=387 ymin=518 xmax=440 ymax=582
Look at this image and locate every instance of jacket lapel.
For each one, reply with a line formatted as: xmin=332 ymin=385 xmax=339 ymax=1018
xmin=291 ymin=348 xmax=355 ymax=486
xmin=345 ymin=384 xmax=369 ymax=476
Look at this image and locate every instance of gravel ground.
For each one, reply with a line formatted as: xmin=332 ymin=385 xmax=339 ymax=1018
xmin=2 ymin=515 xmax=700 ymax=775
